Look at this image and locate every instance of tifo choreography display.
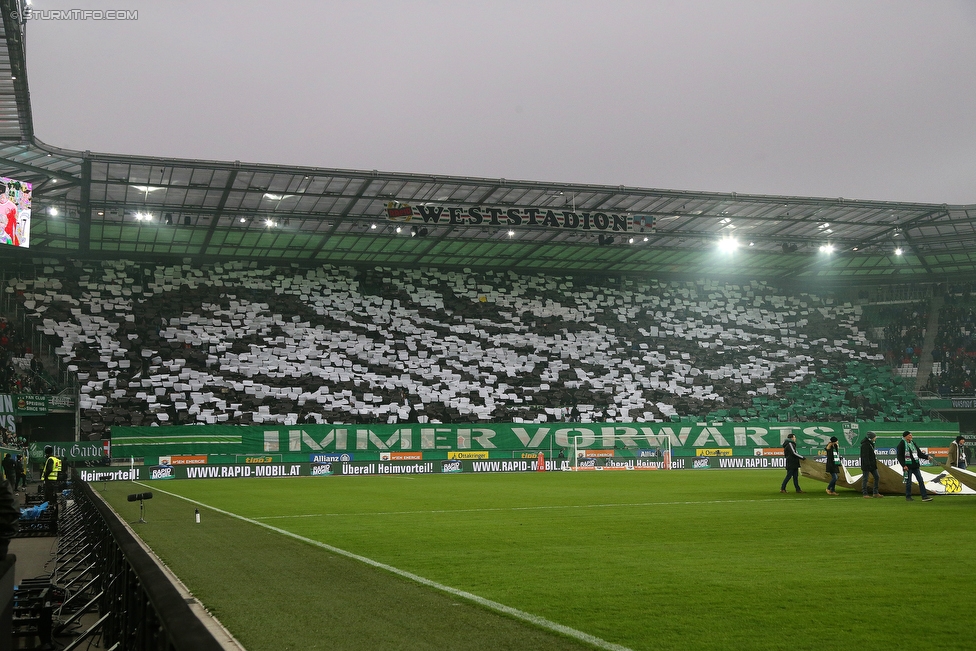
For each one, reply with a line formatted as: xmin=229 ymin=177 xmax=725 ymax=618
xmin=3 ymin=258 xmax=937 ymax=440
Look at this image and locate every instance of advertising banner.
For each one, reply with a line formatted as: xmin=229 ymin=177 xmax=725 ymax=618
xmin=73 ymin=453 xmax=952 ymax=482
xmin=0 ymin=393 xmax=77 ymax=416
xmin=0 ymin=395 xmax=14 ymax=436
xmin=29 ymin=440 xmax=109 ymax=462
xmin=110 ymin=421 xmax=957 ymax=465
xmin=12 ymin=394 xmax=46 ymax=415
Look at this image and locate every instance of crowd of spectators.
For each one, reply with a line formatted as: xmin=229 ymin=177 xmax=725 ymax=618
xmin=1 ymin=257 xmax=932 ymax=438
xmin=0 ymin=425 xmax=23 ymax=449
xmin=877 ymin=303 xmax=927 ymax=367
xmin=925 ymin=289 xmax=976 ymax=396
xmin=0 ymin=317 xmax=54 ymax=394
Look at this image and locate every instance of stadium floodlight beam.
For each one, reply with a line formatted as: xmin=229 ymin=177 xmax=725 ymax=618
xmin=819 ymin=244 xmax=835 ymax=254
xmin=717 ymin=236 xmax=739 ymax=253
xmin=894 ymin=247 xmax=903 ymax=255
xmin=133 ymin=185 xmax=162 ymax=200
xmin=48 ymin=207 xmax=58 ymax=216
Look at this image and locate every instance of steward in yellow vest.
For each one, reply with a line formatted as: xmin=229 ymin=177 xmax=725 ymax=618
xmin=42 ymin=446 xmax=63 ymax=513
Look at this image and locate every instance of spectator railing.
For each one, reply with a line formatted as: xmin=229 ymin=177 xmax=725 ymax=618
xmin=73 ymin=474 xmax=234 ymax=650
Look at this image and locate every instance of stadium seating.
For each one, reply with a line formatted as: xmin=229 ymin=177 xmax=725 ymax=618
xmin=925 ymin=288 xmax=976 ymax=396
xmin=0 ymin=315 xmax=55 ymax=396
xmin=3 ymin=258 xmax=929 ymax=437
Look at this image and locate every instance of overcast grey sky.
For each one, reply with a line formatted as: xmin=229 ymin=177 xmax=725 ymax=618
xmin=22 ymin=0 xmax=976 ymax=204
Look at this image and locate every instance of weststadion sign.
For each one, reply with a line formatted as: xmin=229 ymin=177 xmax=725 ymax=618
xmin=386 ymin=202 xmax=657 ymax=233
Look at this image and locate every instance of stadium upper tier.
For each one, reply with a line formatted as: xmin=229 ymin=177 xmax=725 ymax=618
xmin=2 ymin=137 xmax=976 ymax=278
xmin=4 ymin=258 xmax=931 ymax=438
xmin=1 ymin=4 xmax=975 ymax=277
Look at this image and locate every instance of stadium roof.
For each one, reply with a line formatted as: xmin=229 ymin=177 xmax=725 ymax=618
xmin=1 ymin=3 xmax=975 ymax=281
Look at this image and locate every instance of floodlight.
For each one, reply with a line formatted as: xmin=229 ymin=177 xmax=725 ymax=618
xmin=718 ymin=236 xmax=739 ymax=253
xmin=48 ymin=207 xmax=58 ymax=216
xmin=819 ymin=244 xmax=835 ymax=254
xmin=894 ymin=247 xmax=903 ymax=256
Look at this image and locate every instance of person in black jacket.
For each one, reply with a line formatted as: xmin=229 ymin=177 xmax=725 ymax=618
xmin=859 ymin=432 xmax=882 ymax=498
xmin=0 ymin=478 xmax=18 ymax=558
xmin=1 ymin=453 xmax=14 ymax=493
xmin=780 ymin=433 xmax=805 ymax=493
xmin=14 ymin=455 xmax=26 ymax=490
xmin=896 ymin=431 xmax=932 ymax=502
xmin=825 ymin=436 xmax=841 ymax=495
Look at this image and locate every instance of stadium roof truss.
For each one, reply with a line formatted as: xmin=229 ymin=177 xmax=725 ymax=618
xmin=1 ymin=2 xmax=974 ymax=281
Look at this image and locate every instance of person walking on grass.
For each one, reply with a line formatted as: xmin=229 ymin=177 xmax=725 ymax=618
xmin=860 ymin=433 xmax=882 ymax=498
xmin=781 ymin=433 xmax=805 ymax=493
xmin=896 ymin=431 xmax=933 ymax=502
xmin=825 ymin=436 xmax=841 ymax=495
xmin=948 ymin=435 xmax=967 ymax=470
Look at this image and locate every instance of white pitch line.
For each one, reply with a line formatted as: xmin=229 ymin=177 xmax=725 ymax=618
xmin=133 ymin=482 xmax=634 ymax=651
xmin=251 ymin=496 xmax=792 ymax=520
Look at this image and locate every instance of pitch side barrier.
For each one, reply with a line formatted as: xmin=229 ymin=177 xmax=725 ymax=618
xmin=95 ymin=421 xmax=960 ymax=479
xmin=73 ymin=474 xmax=233 ymax=649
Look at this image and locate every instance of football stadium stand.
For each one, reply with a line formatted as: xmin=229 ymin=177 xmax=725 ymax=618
xmin=3 ymin=258 xmax=934 ymax=438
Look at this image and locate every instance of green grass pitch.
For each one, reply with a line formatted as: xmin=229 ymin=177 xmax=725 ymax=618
xmin=93 ymin=469 xmax=976 ymax=651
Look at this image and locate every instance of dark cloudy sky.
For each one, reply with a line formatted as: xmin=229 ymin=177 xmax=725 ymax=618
xmin=22 ymin=0 xmax=976 ymax=204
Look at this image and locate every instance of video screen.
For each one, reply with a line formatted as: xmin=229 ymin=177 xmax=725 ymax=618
xmin=0 ymin=176 xmax=31 ymax=248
